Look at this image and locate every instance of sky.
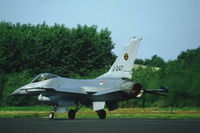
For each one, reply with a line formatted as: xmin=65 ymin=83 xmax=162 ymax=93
xmin=0 ymin=0 xmax=200 ymax=61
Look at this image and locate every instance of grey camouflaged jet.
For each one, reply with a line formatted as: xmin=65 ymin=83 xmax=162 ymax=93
xmin=11 ymin=37 xmax=168 ymax=119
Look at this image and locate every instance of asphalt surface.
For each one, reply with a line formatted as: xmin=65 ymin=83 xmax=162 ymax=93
xmin=0 ymin=118 xmax=200 ymax=133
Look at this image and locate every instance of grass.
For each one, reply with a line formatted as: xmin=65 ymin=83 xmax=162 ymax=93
xmin=0 ymin=106 xmax=200 ymax=119
xmin=0 ymin=106 xmax=50 ymax=111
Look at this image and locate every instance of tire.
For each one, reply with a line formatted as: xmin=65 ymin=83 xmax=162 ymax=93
xmin=68 ymin=109 xmax=76 ymax=120
xmin=97 ymin=110 xmax=106 ymax=119
xmin=48 ymin=112 xmax=54 ymax=119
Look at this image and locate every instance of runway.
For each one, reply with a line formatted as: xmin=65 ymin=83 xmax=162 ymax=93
xmin=0 ymin=118 xmax=200 ymax=133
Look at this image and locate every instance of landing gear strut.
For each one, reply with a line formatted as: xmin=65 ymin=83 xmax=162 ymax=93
xmin=96 ymin=110 xmax=106 ymax=119
xmin=48 ymin=105 xmax=58 ymax=120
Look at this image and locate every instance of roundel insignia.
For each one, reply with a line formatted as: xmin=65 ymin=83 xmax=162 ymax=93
xmin=124 ymin=53 xmax=129 ymax=61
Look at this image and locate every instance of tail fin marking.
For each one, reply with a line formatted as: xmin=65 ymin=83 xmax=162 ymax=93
xmin=98 ymin=37 xmax=142 ymax=79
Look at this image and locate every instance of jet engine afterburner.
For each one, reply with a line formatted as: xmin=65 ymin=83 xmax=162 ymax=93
xmin=130 ymin=83 xmax=144 ymax=97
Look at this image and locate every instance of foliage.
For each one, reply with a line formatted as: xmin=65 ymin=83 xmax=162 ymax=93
xmin=1 ymin=70 xmax=39 ymax=106
xmin=125 ymin=47 xmax=200 ymax=108
xmin=0 ymin=70 xmax=4 ymax=103
xmin=135 ymin=55 xmax=165 ymax=67
xmin=152 ymin=47 xmax=200 ymax=107
xmin=0 ymin=22 xmax=115 ymax=77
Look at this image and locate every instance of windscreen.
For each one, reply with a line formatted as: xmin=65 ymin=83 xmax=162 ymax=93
xmin=31 ymin=73 xmax=59 ymax=83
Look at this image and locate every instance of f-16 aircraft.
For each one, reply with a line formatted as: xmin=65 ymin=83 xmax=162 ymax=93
xmin=11 ymin=37 xmax=168 ymax=119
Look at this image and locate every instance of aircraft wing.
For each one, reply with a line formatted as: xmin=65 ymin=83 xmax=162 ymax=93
xmin=49 ymin=84 xmax=114 ymax=95
xmin=52 ymin=84 xmax=121 ymax=95
xmin=46 ymin=85 xmax=88 ymax=95
xmin=94 ymin=88 xmax=122 ymax=96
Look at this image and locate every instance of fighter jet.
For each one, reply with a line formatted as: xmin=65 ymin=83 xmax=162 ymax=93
xmin=11 ymin=37 xmax=168 ymax=119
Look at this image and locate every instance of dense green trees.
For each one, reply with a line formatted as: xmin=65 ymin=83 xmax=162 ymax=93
xmin=161 ymin=47 xmax=200 ymax=107
xmin=1 ymin=70 xmax=39 ymax=106
xmin=0 ymin=22 xmax=115 ymax=77
xmin=127 ymin=47 xmax=200 ymax=108
xmin=135 ymin=55 xmax=165 ymax=67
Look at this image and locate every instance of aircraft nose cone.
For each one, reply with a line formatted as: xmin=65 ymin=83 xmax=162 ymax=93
xmin=10 ymin=89 xmax=21 ymax=96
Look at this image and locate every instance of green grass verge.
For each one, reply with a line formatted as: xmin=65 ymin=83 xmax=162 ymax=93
xmin=0 ymin=106 xmax=50 ymax=111
xmin=0 ymin=106 xmax=200 ymax=119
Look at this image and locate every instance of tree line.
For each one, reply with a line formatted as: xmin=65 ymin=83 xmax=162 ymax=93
xmin=0 ymin=22 xmax=115 ymax=77
xmin=125 ymin=47 xmax=200 ymax=107
xmin=135 ymin=55 xmax=165 ymax=67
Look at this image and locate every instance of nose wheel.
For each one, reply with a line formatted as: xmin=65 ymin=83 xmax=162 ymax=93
xmin=48 ymin=112 xmax=55 ymax=119
xmin=96 ymin=110 xmax=106 ymax=119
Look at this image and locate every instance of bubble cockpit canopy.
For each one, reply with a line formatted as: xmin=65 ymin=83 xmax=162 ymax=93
xmin=31 ymin=73 xmax=59 ymax=83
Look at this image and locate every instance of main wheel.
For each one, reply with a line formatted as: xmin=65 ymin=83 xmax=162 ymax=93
xmin=48 ymin=112 xmax=54 ymax=119
xmin=68 ymin=109 xmax=76 ymax=120
xmin=96 ymin=110 xmax=106 ymax=119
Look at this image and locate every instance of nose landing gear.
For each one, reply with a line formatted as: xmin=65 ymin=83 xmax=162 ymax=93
xmin=48 ymin=112 xmax=55 ymax=119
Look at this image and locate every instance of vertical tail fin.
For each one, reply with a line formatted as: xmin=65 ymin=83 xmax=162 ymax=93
xmin=98 ymin=37 xmax=142 ymax=79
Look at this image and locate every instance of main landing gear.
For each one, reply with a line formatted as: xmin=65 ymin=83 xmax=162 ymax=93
xmin=68 ymin=109 xmax=76 ymax=120
xmin=96 ymin=110 xmax=106 ymax=119
xmin=67 ymin=104 xmax=83 ymax=120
